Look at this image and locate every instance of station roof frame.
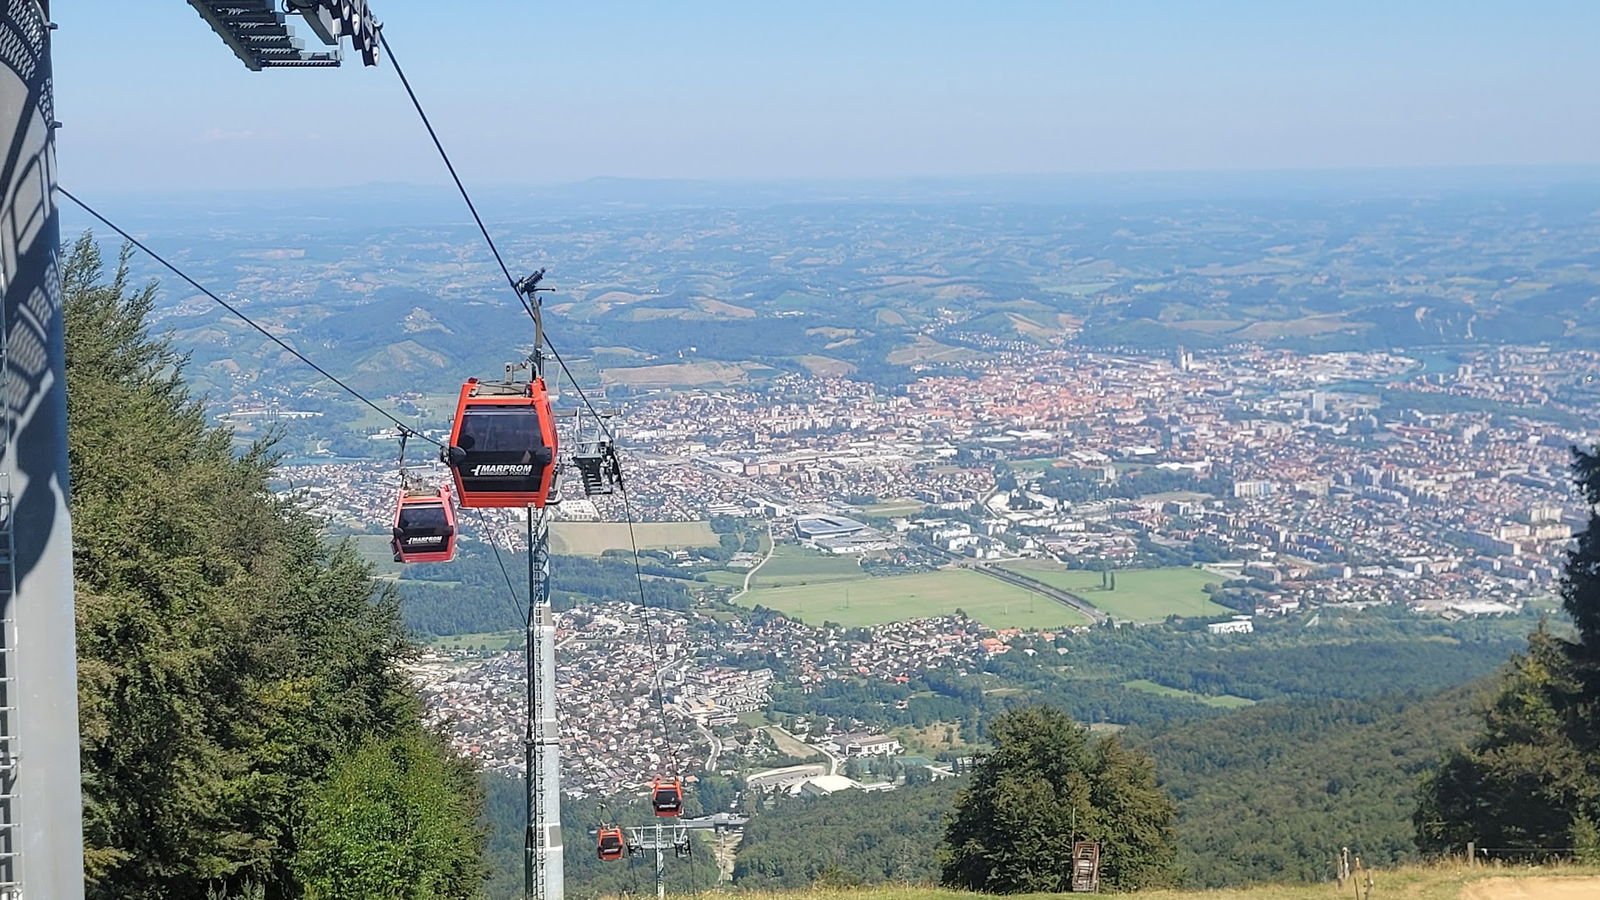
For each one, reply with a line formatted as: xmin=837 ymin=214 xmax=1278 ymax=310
xmin=185 ymin=0 xmax=380 ymax=70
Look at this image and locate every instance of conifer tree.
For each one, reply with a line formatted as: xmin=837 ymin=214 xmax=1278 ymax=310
xmin=65 ymin=234 xmax=485 ymax=899
xmin=1565 ymin=448 xmax=1600 ymax=684
xmin=1415 ymin=446 xmax=1600 ymax=857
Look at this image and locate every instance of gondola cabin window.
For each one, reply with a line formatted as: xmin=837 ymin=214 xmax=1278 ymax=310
xmin=445 ymin=377 xmax=558 ymax=508
xmin=391 ymin=489 xmax=457 ymax=563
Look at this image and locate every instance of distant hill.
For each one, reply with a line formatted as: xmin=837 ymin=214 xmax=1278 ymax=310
xmin=1138 ymin=682 xmax=1488 ymax=887
xmin=86 ymin=177 xmax=1600 ymax=411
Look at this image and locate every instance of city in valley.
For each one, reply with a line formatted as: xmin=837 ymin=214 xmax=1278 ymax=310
xmin=293 ymin=339 xmax=1594 ymax=802
xmin=53 ymin=4 xmax=1600 ymax=893
xmin=80 ymin=180 xmax=1600 ymax=812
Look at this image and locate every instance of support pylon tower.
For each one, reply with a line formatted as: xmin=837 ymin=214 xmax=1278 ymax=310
xmin=626 ymin=823 xmax=692 ymax=900
xmin=525 ymin=504 xmax=564 ymax=900
xmin=521 ymin=274 xmax=563 ymax=900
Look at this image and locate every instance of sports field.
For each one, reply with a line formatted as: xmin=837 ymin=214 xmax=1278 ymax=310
xmin=1007 ymin=456 xmax=1071 ymax=474
xmin=734 ymin=568 xmax=1094 ymax=630
xmin=549 ymin=521 xmax=719 ymax=556
xmin=858 ymin=498 xmax=927 ymax=517
xmin=999 ymin=562 xmax=1231 ymax=623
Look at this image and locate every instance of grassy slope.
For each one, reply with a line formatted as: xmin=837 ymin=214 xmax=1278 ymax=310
xmin=713 ymin=866 xmax=1600 ymax=900
xmin=1124 ymin=678 xmax=1256 ymax=709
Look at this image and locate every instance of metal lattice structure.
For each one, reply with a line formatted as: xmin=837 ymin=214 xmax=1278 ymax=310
xmin=0 ymin=230 xmax=20 ymax=899
xmin=625 ymin=823 xmax=692 ymax=900
xmin=620 ymin=815 xmax=748 ymax=900
xmin=185 ymin=0 xmax=380 ymax=70
xmin=526 ymin=504 xmax=565 ymax=900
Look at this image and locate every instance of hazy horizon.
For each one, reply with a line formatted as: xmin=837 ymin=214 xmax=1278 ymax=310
xmin=61 ymin=162 xmax=1600 ymax=204
xmin=53 ymin=1 xmax=1600 ymax=192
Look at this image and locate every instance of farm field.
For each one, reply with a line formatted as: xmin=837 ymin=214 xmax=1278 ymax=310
xmin=744 ymin=544 xmax=864 ymax=586
xmin=549 ymin=521 xmax=718 ymax=556
xmin=599 ymin=361 xmax=756 ymax=386
xmin=1123 ymin=679 xmax=1256 ymax=709
xmin=427 ymin=630 xmax=521 ymax=651
xmin=349 ymin=533 xmax=405 ymax=578
xmin=761 ymin=726 xmax=823 ymax=761
xmin=885 ymin=335 xmax=983 ymax=365
xmin=1000 ymin=561 xmax=1232 ymax=623
xmin=734 ymin=567 xmax=1094 ymax=630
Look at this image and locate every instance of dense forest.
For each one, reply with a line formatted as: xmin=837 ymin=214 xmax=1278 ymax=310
xmin=733 ymin=682 xmax=1490 ymax=890
xmin=67 ymin=236 xmax=485 ymax=899
xmin=735 ymin=780 xmax=965 ymax=888
xmin=771 ymin=613 xmax=1525 ymax=738
xmin=1139 ymin=683 xmax=1486 ymax=886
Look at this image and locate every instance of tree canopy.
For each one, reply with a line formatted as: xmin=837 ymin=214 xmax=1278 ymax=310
xmin=940 ymin=704 xmax=1177 ymax=892
xmin=66 ymin=234 xmax=485 ymax=899
xmin=1414 ymin=446 xmax=1600 ymax=860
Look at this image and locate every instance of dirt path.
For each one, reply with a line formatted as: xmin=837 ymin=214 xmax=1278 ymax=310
xmin=729 ymin=520 xmax=775 ymax=604
xmin=1460 ymin=876 xmax=1600 ymax=900
xmin=709 ymin=831 xmax=741 ymax=883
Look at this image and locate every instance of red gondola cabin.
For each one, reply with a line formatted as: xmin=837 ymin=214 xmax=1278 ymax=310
xmin=391 ymin=486 xmax=458 ymax=563
xmin=442 ymin=376 xmax=558 ymax=508
xmin=650 ymin=777 xmax=683 ymax=818
xmin=596 ymin=826 xmax=626 ymax=861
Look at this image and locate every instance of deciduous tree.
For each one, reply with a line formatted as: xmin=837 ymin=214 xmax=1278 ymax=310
xmin=940 ymin=705 xmax=1177 ymax=892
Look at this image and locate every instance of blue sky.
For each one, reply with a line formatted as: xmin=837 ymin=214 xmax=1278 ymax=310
xmin=53 ymin=1 xmax=1600 ymax=191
